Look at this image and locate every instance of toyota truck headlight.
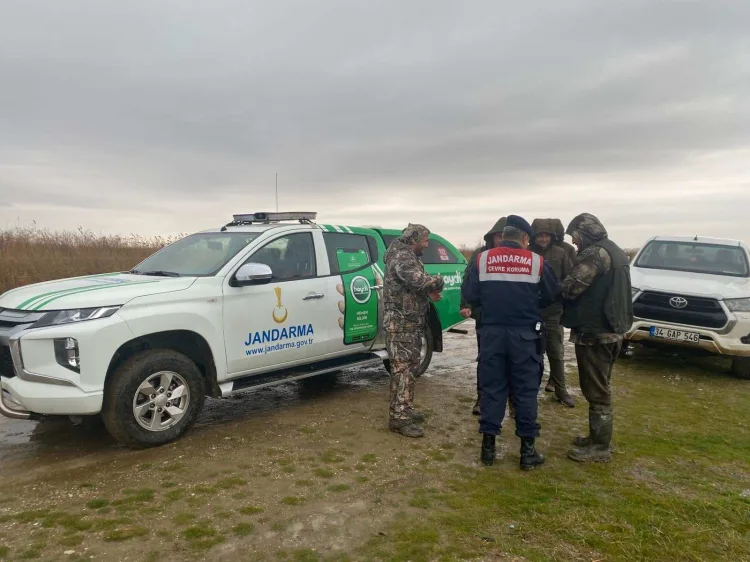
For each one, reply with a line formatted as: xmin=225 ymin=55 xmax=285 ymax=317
xmin=725 ymin=298 xmax=750 ymax=312
xmin=33 ymin=306 xmax=121 ymax=329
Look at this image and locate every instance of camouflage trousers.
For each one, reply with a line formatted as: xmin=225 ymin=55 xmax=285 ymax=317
xmin=386 ymin=331 xmax=422 ymax=423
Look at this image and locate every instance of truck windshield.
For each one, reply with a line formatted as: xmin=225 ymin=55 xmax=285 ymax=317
xmin=131 ymin=233 xmax=260 ymax=277
xmin=635 ymin=241 xmax=750 ymax=277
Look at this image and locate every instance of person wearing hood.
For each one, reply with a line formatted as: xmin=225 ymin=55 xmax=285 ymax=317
xmin=383 ymin=223 xmax=445 ymax=438
xmin=530 ymin=219 xmax=575 ymax=408
xmin=561 ymin=213 xmax=633 ymax=463
xmin=460 ymin=217 xmax=514 ymax=418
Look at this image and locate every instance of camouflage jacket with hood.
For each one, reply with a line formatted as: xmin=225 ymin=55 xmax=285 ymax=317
xmin=561 ymin=213 xmax=633 ymax=344
xmin=383 ymin=225 xmax=445 ymax=334
xmin=530 ymin=218 xmax=575 ymax=317
xmin=459 ymin=217 xmax=507 ymax=323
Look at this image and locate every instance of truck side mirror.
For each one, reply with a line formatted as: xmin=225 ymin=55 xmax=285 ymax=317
xmin=232 ymin=263 xmax=273 ymax=286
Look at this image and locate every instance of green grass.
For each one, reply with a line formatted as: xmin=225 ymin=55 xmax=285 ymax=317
xmin=103 ymin=526 xmax=148 ymax=542
xmin=313 ymin=468 xmax=334 ymax=479
xmin=217 ymin=476 xmax=247 ymax=489
xmin=361 ymin=453 xmax=378 ymax=463
xmin=174 ymin=512 xmax=196 ymax=525
xmin=356 ymin=353 xmax=750 ymax=561
xmin=281 ymin=496 xmax=306 ymax=506
xmin=233 ymin=522 xmax=254 ymax=537
xmin=85 ymin=498 xmax=109 ymax=509
xmin=0 ymin=546 xmax=8 ymax=559
xmin=239 ymin=505 xmax=265 ymax=515
xmin=327 ymin=484 xmax=351 ymax=493
xmin=182 ymin=524 xmax=225 ymax=551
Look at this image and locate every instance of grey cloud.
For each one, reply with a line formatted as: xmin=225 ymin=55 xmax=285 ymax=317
xmin=0 ymin=0 xmax=749 ymax=246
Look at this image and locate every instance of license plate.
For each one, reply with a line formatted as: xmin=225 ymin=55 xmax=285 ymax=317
xmin=649 ymin=326 xmax=700 ymax=343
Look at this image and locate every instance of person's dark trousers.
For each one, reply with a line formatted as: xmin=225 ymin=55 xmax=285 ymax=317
xmin=477 ymin=325 xmax=543 ymax=438
xmin=568 ymin=341 xmax=622 ymax=462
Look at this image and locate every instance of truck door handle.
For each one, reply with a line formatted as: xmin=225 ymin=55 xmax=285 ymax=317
xmin=303 ymin=292 xmax=325 ymax=300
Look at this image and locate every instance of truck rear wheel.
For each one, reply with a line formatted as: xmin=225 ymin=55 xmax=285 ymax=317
xmin=383 ymin=325 xmax=434 ymax=378
xmin=102 ymin=349 xmax=205 ymax=448
xmin=731 ymin=357 xmax=750 ymax=380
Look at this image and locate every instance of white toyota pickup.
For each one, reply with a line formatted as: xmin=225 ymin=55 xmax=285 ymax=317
xmin=625 ymin=235 xmax=750 ymax=378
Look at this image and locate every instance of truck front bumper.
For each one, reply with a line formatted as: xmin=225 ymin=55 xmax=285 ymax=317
xmin=626 ymin=317 xmax=750 ymax=357
xmin=1 ymin=376 xmax=104 ymax=417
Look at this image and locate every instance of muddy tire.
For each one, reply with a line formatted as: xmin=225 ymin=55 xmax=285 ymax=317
xmin=731 ymin=357 xmax=750 ymax=380
xmin=102 ymin=349 xmax=205 ymax=448
xmin=383 ymin=325 xmax=434 ymax=378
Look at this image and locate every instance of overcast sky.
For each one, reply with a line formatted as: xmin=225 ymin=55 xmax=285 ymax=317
xmin=1 ymin=0 xmax=748 ymax=248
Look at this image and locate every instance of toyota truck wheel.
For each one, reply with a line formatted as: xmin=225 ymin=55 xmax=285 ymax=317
xmin=731 ymin=357 xmax=750 ymax=380
xmin=102 ymin=350 xmax=205 ymax=448
xmin=383 ymin=325 xmax=434 ymax=378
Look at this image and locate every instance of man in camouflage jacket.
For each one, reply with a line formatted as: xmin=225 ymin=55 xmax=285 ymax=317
xmin=530 ymin=218 xmax=575 ymax=408
xmin=561 ymin=213 xmax=633 ymax=463
xmin=383 ymin=224 xmax=445 ymax=438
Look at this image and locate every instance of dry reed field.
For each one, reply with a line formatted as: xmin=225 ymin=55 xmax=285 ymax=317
xmin=0 ymin=227 xmax=180 ymax=295
xmin=0 ymin=228 xmax=636 ymax=297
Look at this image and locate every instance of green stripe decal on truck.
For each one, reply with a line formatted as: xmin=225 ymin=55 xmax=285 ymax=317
xmin=17 ymin=273 xmax=125 ymax=309
xmin=21 ymin=279 xmax=160 ymax=311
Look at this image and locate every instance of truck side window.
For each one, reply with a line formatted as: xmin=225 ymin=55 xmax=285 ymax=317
xmin=248 ymin=233 xmax=317 ymax=281
xmin=421 ymin=238 xmax=460 ymax=264
xmin=323 ymin=232 xmax=373 ymax=274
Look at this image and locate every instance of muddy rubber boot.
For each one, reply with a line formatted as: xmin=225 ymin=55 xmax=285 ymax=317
xmin=572 ymin=435 xmax=590 ymax=447
xmin=409 ymin=410 xmax=426 ymax=423
xmin=548 ymin=359 xmax=573 ymax=407
xmin=520 ymin=438 xmax=545 ymax=471
xmin=568 ymin=409 xmax=612 ymax=463
xmin=389 ymin=420 xmax=424 ymax=438
xmin=472 ymin=397 xmax=481 ymax=416
xmin=544 ymin=379 xmax=555 ymax=393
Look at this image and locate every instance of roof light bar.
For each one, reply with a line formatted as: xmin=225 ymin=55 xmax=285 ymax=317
xmin=232 ymin=212 xmax=317 ymax=223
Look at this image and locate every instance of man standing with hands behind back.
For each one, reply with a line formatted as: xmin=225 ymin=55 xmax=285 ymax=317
xmin=383 ymin=224 xmax=445 ymax=438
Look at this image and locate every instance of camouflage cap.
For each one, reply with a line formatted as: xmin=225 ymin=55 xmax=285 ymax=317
xmin=400 ymin=223 xmax=430 ymax=245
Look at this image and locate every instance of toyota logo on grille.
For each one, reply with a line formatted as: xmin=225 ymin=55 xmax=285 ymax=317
xmin=669 ymin=296 xmax=688 ymax=309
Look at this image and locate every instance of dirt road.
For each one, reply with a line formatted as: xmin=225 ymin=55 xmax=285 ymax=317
xmin=1 ymin=322 xmax=723 ymax=562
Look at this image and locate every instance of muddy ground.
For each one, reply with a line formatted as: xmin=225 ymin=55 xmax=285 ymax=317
xmin=0 ymin=323 xmax=738 ymax=561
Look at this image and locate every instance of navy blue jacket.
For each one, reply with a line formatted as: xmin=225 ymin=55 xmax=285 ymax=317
xmin=462 ymin=241 xmax=560 ymax=328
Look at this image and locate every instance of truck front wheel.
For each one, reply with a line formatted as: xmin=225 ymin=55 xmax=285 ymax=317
xmin=102 ymin=349 xmax=206 ymax=448
xmin=731 ymin=357 xmax=750 ymax=380
xmin=383 ymin=325 xmax=434 ymax=378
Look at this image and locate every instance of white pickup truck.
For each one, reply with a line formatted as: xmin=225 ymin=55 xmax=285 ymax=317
xmin=625 ymin=235 xmax=750 ymax=378
xmin=0 ymin=212 xmax=468 ymax=448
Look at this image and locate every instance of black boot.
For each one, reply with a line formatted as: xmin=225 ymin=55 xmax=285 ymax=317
xmin=472 ymin=396 xmax=481 ymax=416
xmin=481 ymin=433 xmax=496 ymax=466
xmin=520 ymin=438 xmax=545 ymax=470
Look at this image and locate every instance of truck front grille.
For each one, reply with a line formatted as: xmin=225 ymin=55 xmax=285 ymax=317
xmin=0 ymin=345 xmax=15 ymax=378
xmin=633 ymin=291 xmax=727 ymax=329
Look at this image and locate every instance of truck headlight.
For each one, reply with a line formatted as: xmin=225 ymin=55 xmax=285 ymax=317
xmin=725 ymin=298 xmax=750 ymax=312
xmin=33 ymin=306 xmax=120 ymax=329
